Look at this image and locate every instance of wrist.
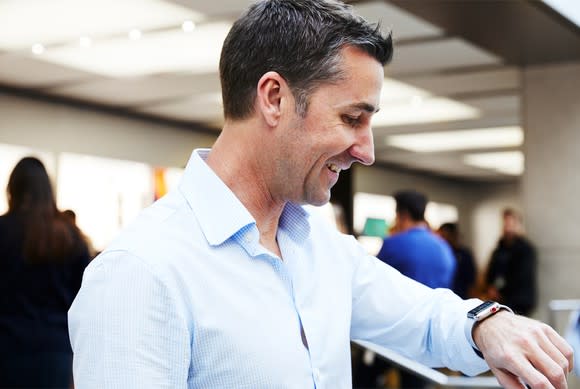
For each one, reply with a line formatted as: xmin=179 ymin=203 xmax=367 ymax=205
xmin=472 ymin=309 xmax=514 ymax=353
xmin=468 ymin=301 xmax=514 ymax=354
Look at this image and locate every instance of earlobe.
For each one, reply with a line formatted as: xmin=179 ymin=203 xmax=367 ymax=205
xmin=256 ymin=71 xmax=286 ymax=127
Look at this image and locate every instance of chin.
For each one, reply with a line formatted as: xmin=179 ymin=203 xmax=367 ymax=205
xmin=306 ymin=193 xmax=331 ymax=207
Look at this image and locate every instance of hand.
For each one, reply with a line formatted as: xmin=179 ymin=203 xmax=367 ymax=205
xmin=473 ymin=311 xmax=574 ymax=389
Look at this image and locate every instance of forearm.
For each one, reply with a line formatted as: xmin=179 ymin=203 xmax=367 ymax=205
xmin=350 ymin=255 xmax=488 ymax=375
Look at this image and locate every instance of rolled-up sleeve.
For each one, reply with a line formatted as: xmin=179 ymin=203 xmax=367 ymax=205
xmin=68 ymin=250 xmax=191 ymax=389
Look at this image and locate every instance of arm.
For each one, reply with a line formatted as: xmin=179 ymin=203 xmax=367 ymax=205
xmin=350 ymin=241 xmax=574 ymax=388
xmin=473 ymin=311 xmax=573 ymax=389
xmin=349 ymin=243 xmax=489 ymax=376
xmin=68 ymin=251 xmax=191 ymax=389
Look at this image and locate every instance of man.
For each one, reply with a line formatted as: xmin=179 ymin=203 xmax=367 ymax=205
xmin=438 ymin=222 xmax=477 ymax=299
xmin=377 ymin=190 xmax=456 ymax=289
xmin=69 ymin=1 xmax=573 ymax=388
xmin=485 ymin=208 xmax=537 ymax=316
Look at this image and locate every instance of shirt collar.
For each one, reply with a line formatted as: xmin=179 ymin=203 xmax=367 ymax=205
xmin=179 ymin=149 xmax=255 ymax=246
xmin=279 ymin=202 xmax=311 ymax=244
xmin=179 ymin=148 xmax=312 ymax=247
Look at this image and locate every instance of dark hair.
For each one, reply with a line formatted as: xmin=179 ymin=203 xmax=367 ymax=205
xmin=394 ymin=190 xmax=427 ymax=222
xmin=6 ymin=157 xmax=86 ymax=263
xmin=439 ymin=222 xmax=458 ymax=236
xmin=219 ymin=0 xmax=393 ymax=119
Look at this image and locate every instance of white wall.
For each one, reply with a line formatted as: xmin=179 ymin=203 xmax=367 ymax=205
xmin=0 ymin=93 xmax=218 ymax=168
xmin=522 ymin=61 xmax=580 ymax=324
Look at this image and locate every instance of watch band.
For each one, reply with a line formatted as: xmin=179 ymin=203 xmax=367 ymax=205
xmin=468 ymin=300 xmax=514 ymax=322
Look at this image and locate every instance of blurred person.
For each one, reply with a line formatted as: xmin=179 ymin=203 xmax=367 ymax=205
xmin=485 ymin=208 xmax=537 ymax=316
xmin=69 ymin=1 xmax=573 ymax=389
xmin=438 ymin=222 xmax=477 ymax=299
xmin=377 ymin=190 xmax=456 ymax=290
xmin=62 ymin=209 xmax=77 ymax=225
xmin=375 ymin=190 xmax=456 ymax=388
xmin=63 ymin=208 xmax=97 ymax=258
xmin=0 ymin=157 xmax=90 ymax=388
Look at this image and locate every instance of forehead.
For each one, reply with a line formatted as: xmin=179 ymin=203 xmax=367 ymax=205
xmin=311 ymin=46 xmax=384 ymax=110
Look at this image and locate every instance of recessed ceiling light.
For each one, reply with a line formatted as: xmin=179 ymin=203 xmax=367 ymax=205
xmin=128 ymin=29 xmax=142 ymax=41
xmin=79 ymin=36 xmax=92 ymax=48
xmin=464 ymin=151 xmax=524 ymax=175
xmin=385 ymin=126 xmax=523 ymax=152
xmin=31 ymin=43 xmax=44 ymax=55
xmin=182 ymin=20 xmax=196 ymax=33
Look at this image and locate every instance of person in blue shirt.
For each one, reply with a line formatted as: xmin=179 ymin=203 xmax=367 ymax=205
xmin=69 ymin=1 xmax=573 ymax=388
xmin=375 ymin=190 xmax=456 ymax=388
xmin=377 ymin=190 xmax=456 ymax=290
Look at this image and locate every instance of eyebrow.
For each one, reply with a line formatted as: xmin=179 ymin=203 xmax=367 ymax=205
xmin=351 ymin=102 xmax=380 ymax=114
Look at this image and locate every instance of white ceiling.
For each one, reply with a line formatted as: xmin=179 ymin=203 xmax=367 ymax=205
xmin=0 ymin=0 xmax=531 ymax=180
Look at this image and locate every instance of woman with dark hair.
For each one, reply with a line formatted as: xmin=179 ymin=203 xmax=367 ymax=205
xmin=0 ymin=157 xmax=90 ymax=388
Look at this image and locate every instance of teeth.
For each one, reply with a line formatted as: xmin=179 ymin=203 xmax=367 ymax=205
xmin=327 ymin=163 xmax=340 ymax=173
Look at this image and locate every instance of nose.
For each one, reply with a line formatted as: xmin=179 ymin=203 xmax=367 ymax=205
xmin=349 ymin=126 xmax=375 ymax=166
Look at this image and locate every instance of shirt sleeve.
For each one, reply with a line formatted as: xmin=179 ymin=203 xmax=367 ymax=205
xmin=348 ymin=239 xmax=489 ymax=376
xmin=68 ymin=250 xmax=191 ymax=389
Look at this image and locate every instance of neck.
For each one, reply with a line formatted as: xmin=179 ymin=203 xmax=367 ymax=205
xmin=400 ymin=219 xmax=427 ymax=231
xmin=206 ymin=120 xmax=285 ymax=253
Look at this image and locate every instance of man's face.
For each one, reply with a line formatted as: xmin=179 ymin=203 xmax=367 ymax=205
xmin=275 ymin=46 xmax=384 ymax=206
xmin=503 ymin=214 xmax=520 ymax=237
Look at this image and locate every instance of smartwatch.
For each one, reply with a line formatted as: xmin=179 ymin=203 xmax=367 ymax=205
xmin=468 ymin=300 xmax=514 ymax=322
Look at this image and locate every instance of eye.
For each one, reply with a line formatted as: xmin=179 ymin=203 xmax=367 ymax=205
xmin=342 ymin=114 xmax=362 ymax=127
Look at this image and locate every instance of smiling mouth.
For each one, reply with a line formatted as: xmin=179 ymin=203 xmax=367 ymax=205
xmin=327 ymin=163 xmax=341 ymax=173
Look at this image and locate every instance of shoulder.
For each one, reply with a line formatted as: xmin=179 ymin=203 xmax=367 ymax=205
xmin=378 ymin=234 xmax=399 ymax=254
xmin=0 ymin=213 xmax=23 ymax=240
xmin=515 ymin=236 xmax=536 ymax=256
xmin=105 ymin=191 xmax=201 ymax=267
xmin=0 ymin=213 xmax=17 ymax=227
xmin=0 ymin=214 xmax=7 ymax=230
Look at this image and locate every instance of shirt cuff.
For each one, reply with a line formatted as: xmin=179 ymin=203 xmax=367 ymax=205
xmin=464 ymin=300 xmax=484 ymax=359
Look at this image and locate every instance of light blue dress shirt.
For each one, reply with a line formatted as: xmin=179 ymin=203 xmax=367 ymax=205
xmin=69 ymin=149 xmax=489 ymax=388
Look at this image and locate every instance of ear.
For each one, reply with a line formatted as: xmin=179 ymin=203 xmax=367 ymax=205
xmin=256 ymin=71 xmax=291 ymax=127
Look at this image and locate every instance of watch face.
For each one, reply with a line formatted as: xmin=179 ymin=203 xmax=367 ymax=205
xmin=468 ymin=301 xmax=500 ymax=321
